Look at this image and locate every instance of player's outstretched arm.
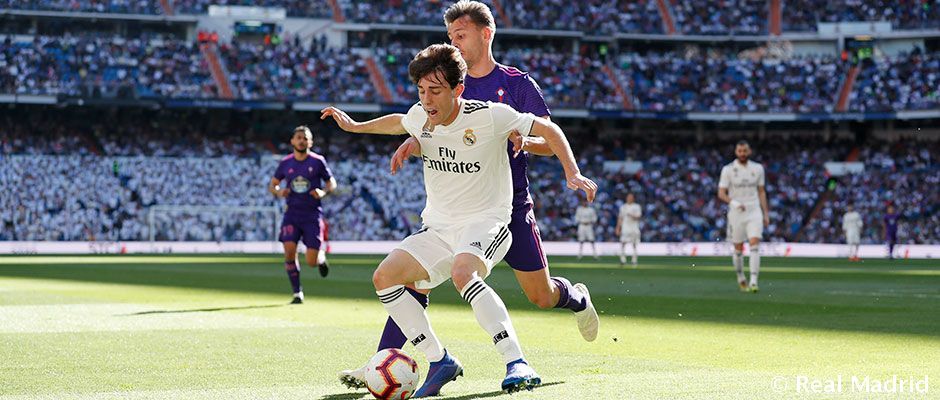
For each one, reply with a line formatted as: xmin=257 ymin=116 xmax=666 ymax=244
xmin=530 ymin=119 xmax=597 ymax=202
xmin=320 ymin=107 xmax=407 ymax=135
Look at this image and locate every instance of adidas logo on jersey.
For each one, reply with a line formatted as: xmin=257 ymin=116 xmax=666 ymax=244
xmin=469 ymin=241 xmax=482 ymax=250
xmin=421 ymin=130 xmax=432 ymax=138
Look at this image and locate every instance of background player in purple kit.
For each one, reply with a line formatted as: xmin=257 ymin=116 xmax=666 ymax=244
xmin=330 ymin=0 xmax=599 ymax=389
xmin=268 ymin=125 xmax=338 ymax=304
xmin=883 ymin=204 xmax=900 ymax=259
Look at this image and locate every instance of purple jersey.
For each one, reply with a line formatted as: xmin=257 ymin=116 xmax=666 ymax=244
xmin=274 ymin=152 xmax=333 ymax=216
xmin=884 ymin=213 xmax=899 ymax=238
xmin=464 ymin=63 xmax=550 ymax=212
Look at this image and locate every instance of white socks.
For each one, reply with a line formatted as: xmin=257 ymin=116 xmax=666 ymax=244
xmin=317 ymin=248 xmax=327 ymax=265
xmin=378 ymin=285 xmax=445 ymax=362
xmin=749 ymin=246 xmax=760 ymax=286
xmin=631 ymin=243 xmax=638 ymax=264
xmin=460 ymin=276 xmax=524 ymax=364
xmin=733 ymin=251 xmax=745 ymax=283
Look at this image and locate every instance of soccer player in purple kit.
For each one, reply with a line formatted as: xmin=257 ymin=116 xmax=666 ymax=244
xmin=268 ymin=125 xmax=337 ymax=304
xmin=882 ymin=203 xmax=900 ymax=259
xmin=330 ymin=0 xmax=599 ymax=390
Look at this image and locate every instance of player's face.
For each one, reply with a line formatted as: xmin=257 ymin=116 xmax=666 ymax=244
xmin=417 ymin=72 xmax=464 ymax=126
xmin=735 ymin=144 xmax=750 ymax=163
xmin=626 ymin=194 xmax=635 ymax=203
xmin=447 ymin=16 xmax=488 ymax=68
xmin=887 ymin=205 xmax=895 ymax=214
xmin=290 ymin=131 xmax=310 ymax=152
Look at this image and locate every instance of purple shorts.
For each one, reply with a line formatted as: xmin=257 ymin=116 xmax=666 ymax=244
xmin=503 ymin=207 xmax=548 ymax=272
xmin=279 ymin=213 xmax=324 ymax=250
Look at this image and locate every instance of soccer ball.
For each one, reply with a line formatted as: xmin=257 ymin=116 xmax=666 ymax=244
xmin=365 ymin=348 xmax=420 ymax=400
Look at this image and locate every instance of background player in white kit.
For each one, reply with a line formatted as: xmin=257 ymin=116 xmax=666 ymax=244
xmin=574 ymin=198 xmax=598 ymax=260
xmin=843 ymin=204 xmax=863 ymax=261
xmin=321 ymin=44 xmax=596 ymax=395
xmin=616 ymin=193 xmax=642 ymax=267
xmin=718 ymin=140 xmax=769 ymax=293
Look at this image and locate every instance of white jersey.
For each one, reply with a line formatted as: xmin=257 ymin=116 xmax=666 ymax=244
xmin=401 ymin=99 xmax=534 ymax=228
xmin=842 ymin=211 xmax=863 ymax=233
xmin=575 ymin=206 xmax=598 ymax=225
xmin=619 ymin=203 xmax=642 ymax=231
xmin=718 ymin=159 xmax=765 ymax=207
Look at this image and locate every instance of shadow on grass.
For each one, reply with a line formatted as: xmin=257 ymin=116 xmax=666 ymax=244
xmin=118 ymin=303 xmax=288 ymax=316
xmin=442 ymin=381 xmax=566 ymax=399
xmin=319 ymin=392 xmax=369 ymax=400
xmin=4 ymin=254 xmax=939 ymax=337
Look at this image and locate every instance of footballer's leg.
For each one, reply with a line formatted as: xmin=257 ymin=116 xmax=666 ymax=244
xmin=339 ymin=284 xmax=430 ymax=389
xmin=385 ymin=230 xmax=464 ymax=398
xmin=631 ymin=237 xmax=639 ymax=266
xmin=619 ymin=241 xmax=627 ymax=266
xmin=279 ymin=221 xmax=304 ymax=303
xmin=453 ymin=220 xmax=539 ymax=393
xmin=729 ymin=216 xmax=747 ymax=291
xmin=505 ymin=210 xmax=597 ymax=341
xmin=746 ymin=212 xmax=763 ymax=292
xmin=747 ymin=237 xmax=761 ymax=292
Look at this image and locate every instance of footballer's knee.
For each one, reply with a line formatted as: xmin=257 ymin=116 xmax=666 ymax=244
xmin=451 ymin=256 xmax=484 ymax=291
xmin=372 ymin=263 xmax=398 ymax=290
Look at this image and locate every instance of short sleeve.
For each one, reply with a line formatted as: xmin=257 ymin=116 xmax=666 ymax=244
xmin=490 ymin=102 xmax=535 ymax=139
xmin=274 ymin=160 xmax=286 ymax=180
xmin=319 ymin=158 xmax=333 ymax=181
xmin=718 ymin=167 xmax=730 ymax=189
xmin=401 ymin=103 xmax=426 ymax=137
xmin=757 ymin=165 xmax=766 ymax=186
xmin=515 ymin=74 xmax=551 ymax=117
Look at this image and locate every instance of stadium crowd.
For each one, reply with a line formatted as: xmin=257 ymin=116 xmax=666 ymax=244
xmin=782 ymin=0 xmax=940 ymax=31
xmin=806 ymin=142 xmax=939 ymax=244
xmin=6 ymin=0 xmax=940 ymax=34
xmin=3 ymin=117 xmax=936 ymax=245
xmin=4 ymin=32 xmax=940 ymax=113
xmin=849 ymin=49 xmax=940 ymax=112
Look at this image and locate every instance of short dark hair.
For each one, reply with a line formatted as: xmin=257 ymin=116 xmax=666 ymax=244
xmin=408 ymin=44 xmax=467 ymax=89
xmin=294 ymin=125 xmax=312 ymax=140
xmin=444 ymin=0 xmax=496 ymax=30
xmin=736 ymin=140 xmax=750 ymax=147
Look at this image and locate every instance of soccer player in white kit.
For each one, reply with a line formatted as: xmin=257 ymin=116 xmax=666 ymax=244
xmin=321 ymin=44 xmax=597 ymax=396
xmin=718 ymin=141 xmax=770 ymax=293
xmin=574 ymin=198 xmax=599 ymax=260
xmin=842 ymin=204 xmax=863 ymax=261
xmin=616 ymin=193 xmax=642 ymax=267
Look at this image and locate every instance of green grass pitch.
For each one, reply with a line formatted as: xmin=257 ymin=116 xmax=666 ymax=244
xmin=1 ymin=254 xmax=937 ymax=399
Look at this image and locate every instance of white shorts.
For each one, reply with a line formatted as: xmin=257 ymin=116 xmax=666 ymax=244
xmin=577 ymin=224 xmax=595 ymax=242
xmin=727 ymin=206 xmax=763 ymax=243
xmin=620 ymin=229 xmax=640 ymax=244
xmin=846 ymin=231 xmax=860 ymax=245
xmin=397 ymin=217 xmax=512 ymax=290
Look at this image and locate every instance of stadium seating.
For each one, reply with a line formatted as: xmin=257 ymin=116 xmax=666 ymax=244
xmin=782 ymin=0 xmax=940 ymax=31
xmin=3 ymin=120 xmax=936 ymax=245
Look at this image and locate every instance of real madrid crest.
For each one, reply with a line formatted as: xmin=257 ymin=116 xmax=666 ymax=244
xmin=463 ymin=129 xmax=476 ymax=146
